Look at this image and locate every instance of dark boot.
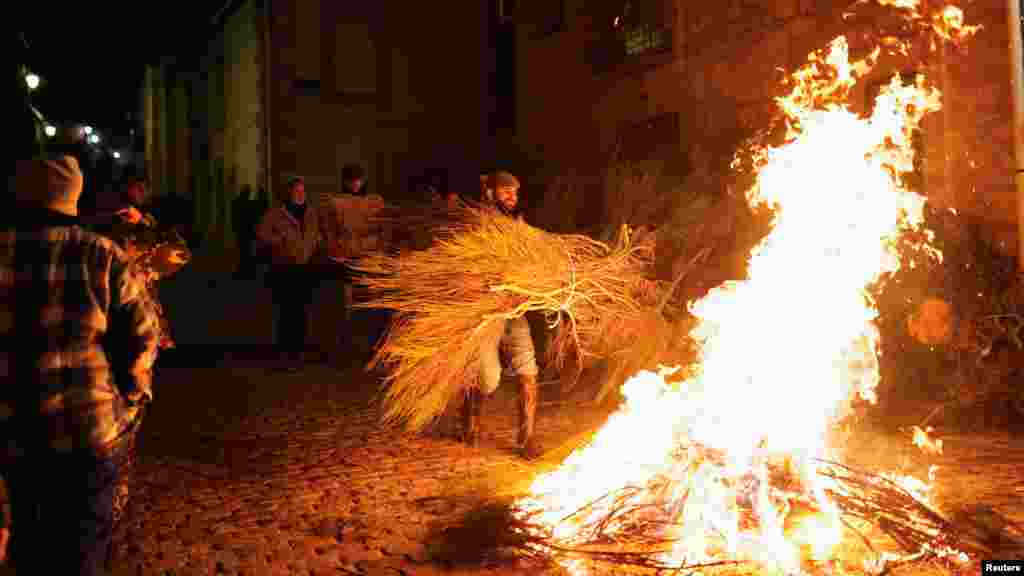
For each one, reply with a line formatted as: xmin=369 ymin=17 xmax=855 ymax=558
xmin=425 ymin=403 xmax=456 ymax=439
xmin=517 ymin=374 xmax=541 ymax=459
xmin=461 ymin=388 xmax=481 ymax=447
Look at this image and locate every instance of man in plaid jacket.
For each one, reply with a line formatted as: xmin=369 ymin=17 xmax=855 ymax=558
xmin=0 ymin=155 xmax=161 ymax=574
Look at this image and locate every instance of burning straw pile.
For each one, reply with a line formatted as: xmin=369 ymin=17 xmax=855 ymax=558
xmin=437 ymin=452 xmax=1023 ymax=575
xmin=352 ymin=203 xmax=658 ymax=431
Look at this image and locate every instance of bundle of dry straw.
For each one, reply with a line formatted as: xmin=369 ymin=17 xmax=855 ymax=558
xmin=351 ymin=204 xmax=655 ymax=431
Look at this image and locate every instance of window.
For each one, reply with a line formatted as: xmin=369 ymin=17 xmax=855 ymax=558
xmin=620 ymin=3 xmax=669 ymax=56
xmin=587 ymin=0 xmax=673 ymax=75
xmin=335 ymin=22 xmax=376 ymax=94
xmin=293 ymin=0 xmax=321 ymax=82
xmin=616 ymin=112 xmax=680 ymax=162
xmin=292 ymin=78 xmax=321 ymax=97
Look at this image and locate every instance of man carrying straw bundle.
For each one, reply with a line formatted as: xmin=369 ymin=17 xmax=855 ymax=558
xmin=354 ymin=170 xmax=660 ymax=462
xmin=461 ymin=170 xmax=543 ymax=459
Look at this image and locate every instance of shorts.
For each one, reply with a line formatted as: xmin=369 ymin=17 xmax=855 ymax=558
xmin=478 ymin=316 xmax=538 ymax=395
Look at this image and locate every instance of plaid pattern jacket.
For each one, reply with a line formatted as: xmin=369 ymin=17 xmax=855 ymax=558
xmin=0 ymin=211 xmax=160 ymax=457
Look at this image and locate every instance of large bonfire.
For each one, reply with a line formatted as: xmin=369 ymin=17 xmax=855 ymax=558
xmin=512 ymin=2 xmax=987 ymax=575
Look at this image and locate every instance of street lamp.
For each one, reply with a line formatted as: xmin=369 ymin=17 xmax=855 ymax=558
xmin=112 ymin=151 xmax=121 ymax=159
xmin=25 ymin=73 xmax=40 ymax=91
xmin=83 ymin=126 xmax=94 ymax=135
xmin=89 ymin=133 xmax=100 ymax=144
xmin=44 ymin=125 xmax=57 ymax=137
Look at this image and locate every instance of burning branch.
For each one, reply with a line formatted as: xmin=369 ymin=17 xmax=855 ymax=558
xmin=492 ymin=457 xmax=1021 ymax=574
xmin=818 ymin=461 xmax=969 ymax=556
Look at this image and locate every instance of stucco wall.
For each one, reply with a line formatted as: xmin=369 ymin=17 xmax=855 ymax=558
xmin=268 ymin=0 xmax=492 ymax=204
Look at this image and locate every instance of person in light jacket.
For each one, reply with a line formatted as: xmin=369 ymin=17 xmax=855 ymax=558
xmin=256 ymin=176 xmax=321 ymax=372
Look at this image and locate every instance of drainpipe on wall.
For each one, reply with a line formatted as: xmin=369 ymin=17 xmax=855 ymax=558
xmin=1009 ymin=0 xmax=1024 ymax=268
xmin=262 ymin=0 xmax=274 ymax=205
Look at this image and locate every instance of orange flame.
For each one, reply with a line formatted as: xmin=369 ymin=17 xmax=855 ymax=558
xmin=876 ymin=0 xmax=922 ymax=17
xmin=517 ymin=3 xmax=977 ymax=574
xmin=933 ymin=5 xmax=982 ymax=41
xmin=911 ymin=425 xmax=944 ymax=455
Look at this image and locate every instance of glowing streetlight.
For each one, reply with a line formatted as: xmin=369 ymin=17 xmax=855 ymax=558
xmin=83 ymin=126 xmax=94 ymax=135
xmin=112 ymin=151 xmax=121 ymax=159
xmin=89 ymin=133 xmax=100 ymax=144
xmin=44 ymin=125 xmax=57 ymax=137
xmin=25 ymin=73 xmax=40 ymax=91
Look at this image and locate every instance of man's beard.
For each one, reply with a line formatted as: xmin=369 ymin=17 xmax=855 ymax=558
xmin=496 ymin=202 xmax=518 ymax=217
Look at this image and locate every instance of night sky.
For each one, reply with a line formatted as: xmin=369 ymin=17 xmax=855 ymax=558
xmin=19 ymin=2 xmax=511 ymax=173
xmin=18 ymin=3 xmax=226 ymax=143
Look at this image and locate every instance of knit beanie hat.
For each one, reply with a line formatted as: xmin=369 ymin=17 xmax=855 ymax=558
xmin=486 ymin=170 xmax=520 ymax=191
xmin=14 ymin=155 xmax=84 ymax=216
xmin=341 ymin=164 xmax=365 ymax=182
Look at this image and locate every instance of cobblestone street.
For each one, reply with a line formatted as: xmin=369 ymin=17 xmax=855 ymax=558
xmin=108 ymin=344 xmax=608 ymax=576
xmin=108 ymin=347 xmax=1024 ymax=576
xmin=2 ymin=272 xmax=1021 ymax=575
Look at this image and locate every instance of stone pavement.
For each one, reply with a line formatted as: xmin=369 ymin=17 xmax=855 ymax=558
xmin=107 ymin=347 xmax=612 ymax=576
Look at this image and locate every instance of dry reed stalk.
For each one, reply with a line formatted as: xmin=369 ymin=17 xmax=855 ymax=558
xmin=351 ymin=204 xmax=654 ymax=431
xmin=546 ymin=244 xmax=709 ymax=398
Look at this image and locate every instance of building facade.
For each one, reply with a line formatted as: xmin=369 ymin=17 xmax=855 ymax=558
xmin=513 ymin=0 xmax=1018 ymax=254
xmin=143 ymin=0 xmax=498 ymax=257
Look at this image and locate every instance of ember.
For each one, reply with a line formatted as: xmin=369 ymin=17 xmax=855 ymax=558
xmin=910 ymin=425 xmax=943 ymax=456
xmin=510 ymin=2 xmax=995 ymax=574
